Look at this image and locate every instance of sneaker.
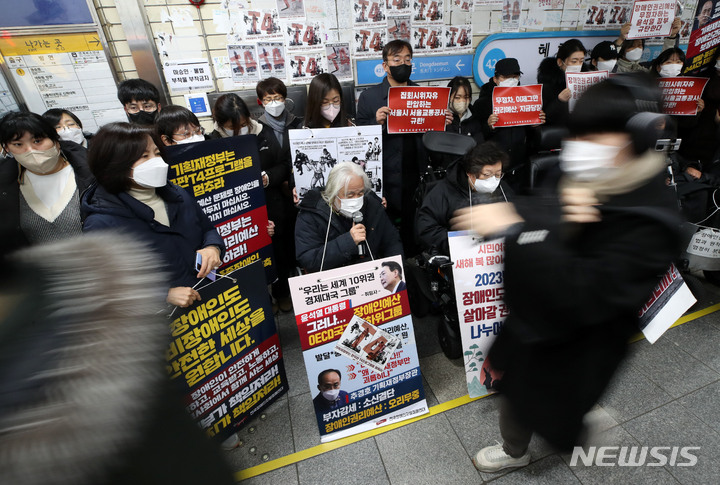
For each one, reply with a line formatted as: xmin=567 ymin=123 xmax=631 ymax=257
xmin=472 ymin=443 xmax=531 ymax=473
xmin=221 ymin=433 xmax=240 ymax=451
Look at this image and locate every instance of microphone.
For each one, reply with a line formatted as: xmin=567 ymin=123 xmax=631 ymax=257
xmin=353 ymin=211 xmax=365 ymax=256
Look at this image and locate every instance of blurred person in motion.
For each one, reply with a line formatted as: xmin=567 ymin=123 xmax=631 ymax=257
xmin=295 ymin=162 xmax=402 ymax=272
xmin=0 ymin=111 xmax=92 ymax=249
xmin=0 ymin=233 xmax=235 ymax=485
xmin=81 ymin=122 xmax=224 ymax=309
xmin=453 ymin=74 xmax=684 ymax=472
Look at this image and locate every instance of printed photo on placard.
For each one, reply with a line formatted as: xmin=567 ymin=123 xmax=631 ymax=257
xmin=387 ymin=15 xmax=412 ymax=42
xmin=228 ymin=44 xmax=260 ymax=85
xmin=326 ymin=43 xmax=353 ymax=81
xmin=353 ymin=27 xmax=387 ymax=57
xmin=335 ymin=315 xmax=402 ymax=374
xmin=257 ymin=41 xmax=287 ymax=79
xmin=276 ymin=0 xmax=305 ymax=17
xmin=283 ymin=19 xmax=324 ymax=51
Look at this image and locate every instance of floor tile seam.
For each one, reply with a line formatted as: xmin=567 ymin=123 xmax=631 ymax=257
xmin=608 ymin=393 xmax=685 ymax=427
xmin=630 ymin=354 xmax=720 ymax=402
xmin=371 ymin=436 xmax=394 ymax=485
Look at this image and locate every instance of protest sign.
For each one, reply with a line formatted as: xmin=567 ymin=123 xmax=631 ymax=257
xmin=566 ymin=71 xmax=609 ymax=111
xmin=387 ymin=86 xmax=451 ymax=133
xmin=492 ymin=84 xmax=543 ymax=127
xmin=289 ymin=256 xmax=428 ymax=442
xmin=448 ymin=231 xmax=507 ymax=398
xmin=167 ymin=263 xmax=288 ymax=441
xmin=288 ymin=125 xmax=383 ymax=201
xmin=638 ymin=265 xmax=696 ymax=343
xmin=683 ymin=225 xmax=720 ymax=271
xmin=685 ymin=1 xmax=720 ymax=72
xmin=658 ymin=76 xmax=709 ymax=115
xmin=165 ymin=137 xmax=275 ymax=282
xmin=627 ymin=0 xmax=676 ymax=39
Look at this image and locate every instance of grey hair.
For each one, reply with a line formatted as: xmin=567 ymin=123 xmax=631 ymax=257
xmin=321 ymin=161 xmax=371 ymax=204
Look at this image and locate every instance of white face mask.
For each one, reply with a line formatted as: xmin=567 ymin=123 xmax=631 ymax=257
xmin=239 ymin=126 xmax=250 ymax=135
xmin=58 ymin=126 xmax=85 ymax=145
xmin=175 ymin=134 xmax=205 ymax=145
xmin=597 ymin=59 xmax=617 ymax=72
xmin=14 ymin=144 xmax=61 ymax=174
xmin=321 ymin=104 xmax=341 ymax=122
xmin=498 ymin=78 xmax=519 ymax=87
xmin=132 ymin=156 xmax=168 ymax=188
xmin=473 ymin=176 xmax=501 ymax=194
xmin=559 ymin=140 xmax=624 ymax=182
xmin=625 ymin=48 xmax=643 ymax=62
xmin=659 ymin=64 xmax=683 ymax=78
xmin=322 ymin=389 xmax=340 ymax=401
xmin=264 ymin=99 xmax=286 ymax=118
xmin=565 ymin=64 xmax=582 ymax=73
xmin=451 ymin=100 xmax=469 ymax=116
xmin=337 ymin=196 xmax=364 ymax=217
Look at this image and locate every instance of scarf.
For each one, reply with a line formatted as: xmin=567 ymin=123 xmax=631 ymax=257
xmin=263 ymin=111 xmax=287 ymax=146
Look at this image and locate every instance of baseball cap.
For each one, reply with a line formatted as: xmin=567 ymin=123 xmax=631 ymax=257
xmin=494 ymin=58 xmax=522 ymax=76
xmin=591 ymin=41 xmax=619 ymax=61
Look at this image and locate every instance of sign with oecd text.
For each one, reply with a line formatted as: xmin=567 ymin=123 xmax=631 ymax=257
xmin=356 ymin=54 xmax=473 ymax=85
xmin=473 ymin=31 xmax=619 ymax=88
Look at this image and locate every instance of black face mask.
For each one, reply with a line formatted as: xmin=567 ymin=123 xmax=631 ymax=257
xmin=389 ymin=64 xmax=412 ymax=83
xmin=128 ymin=110 xmax=157 ymax=125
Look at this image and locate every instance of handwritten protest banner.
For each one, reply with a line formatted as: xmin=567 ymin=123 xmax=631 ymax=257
xmin=448 ymin=231 xmax=507 ymax=398
xmin=658 ymin=76 xmax=709 ymax=115
xmin=289 ymin=256 xmax=428 ymax=442
xmin=167 ymin=263 xmax=288 ymax=441
xmin=492 ymin=84 xmax=543 ymax=127
xmin=566 ymin=71 xmax=609 ymax=111
xmin=166 ymin=137 xmax=275 ymax=282
xmin=627 ymin=0 xmax=675 ymax=39
xmin=387 ymin=86 xmax=451 ymax=133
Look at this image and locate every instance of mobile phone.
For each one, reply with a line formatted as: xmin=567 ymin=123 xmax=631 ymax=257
xmin=195 ymin=253 xmax=217 ymax=281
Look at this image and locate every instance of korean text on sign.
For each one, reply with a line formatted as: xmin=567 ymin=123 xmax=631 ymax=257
xmin=492 ymin=84 xmax=543 ymax=127
xmin=627 ymin=0 xmax=676 ymax=39
xmin=658 ymin=77 xmax=709 ymax=116
xmin=386 ymin=86 xmax=451 ymax=134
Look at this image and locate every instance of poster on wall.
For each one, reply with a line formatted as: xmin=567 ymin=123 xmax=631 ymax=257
xmin=0 ymin=32 xmax=127 ymax=133
xmin=289 ymin=256 xmax=429 ymax=442
xmin=0 ymin=74 xmax=19 ymax=116
xmin=165 ymin=137 xmax=276 ymax=282
xmin=277 ymin=0 xmax=306 ymax=17
xmin=353 ymin=0 xmax=388 ymax=25
xmin=257 ymin=41 xmax=288 ymax=80
xmin=445 ymin=24 xmax=473 ymax=51
xmin=386 ymin=0 xmax=413 ymax=15
xmin=168 ymin=262 xmax=288 ymax=441
xmin=227 ymin=44 xmax=260 ymax=85
xmin=448 ymin=232 xmax=507 ymax=398
xmin=289 ymin=52 xmax=326 ymax=84
xmin=326 ymin=43 xmax=354 ymax=81
xmin=387 ymin=15 xmax=412 ymax=41
xmin=353 ymin=27 xmax=387 ymax=58
xmin=501 ymin=0 xmax=522 ymax=31
xmin=289 ymin=125 xmax=383 ymax=200
xmin=283 ymin=19 xmax=325 ymax=51
xmin=242 ymin=9 xmax=283 ymax=39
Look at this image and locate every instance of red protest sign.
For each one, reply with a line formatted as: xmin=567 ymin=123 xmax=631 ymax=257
xmin=387 ymin=86 xmax=451 ymax=134
xmin=658 ymin=76 xmax=709 ymax=115
xmin=685 ymin=17 xmax=720 ymax=72
xmin=492 ymin=84 xmax=543 ymax=127
xmin=627 ymin=0 xmax=675 ymax=39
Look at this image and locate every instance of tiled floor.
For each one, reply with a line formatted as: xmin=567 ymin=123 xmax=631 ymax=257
xmin=228 ymin=277 xmax=720 ymax=484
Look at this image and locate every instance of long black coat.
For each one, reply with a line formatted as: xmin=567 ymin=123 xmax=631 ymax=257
xmin=295 ymin=189 xmax=403 ymax=272
xmin=490 ymin=168 xmax=683 ymax=451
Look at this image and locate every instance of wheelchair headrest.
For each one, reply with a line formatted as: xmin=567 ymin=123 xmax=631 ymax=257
xmin=422 ymin=131 xmax=477 ymax=157
xmin=536 ymin=126 xmax=569 ymax=151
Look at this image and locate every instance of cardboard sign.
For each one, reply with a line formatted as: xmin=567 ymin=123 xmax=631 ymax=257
xmin=658 ymin=76 xmax=709 ymax=115
xmin=627 ymin=0 xmax=676 ymax=39
xmin=492 ymin=84 xmax=543 ymax=127
xmin=448 ymin=231 xmax=507 ymax=398
xmin=387 ymin=86 xmax=451 ymax=134
xmin=168 ymin=263 xmax=288 ymax=441
xmin=566 ymin=71 xmax=609 ymax=111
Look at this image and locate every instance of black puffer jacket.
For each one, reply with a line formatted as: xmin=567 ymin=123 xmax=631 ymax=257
xmin=537 ymin=57 xmax=581 ymax=127
xmin=295 ymin=189 xmax=403 ymax=272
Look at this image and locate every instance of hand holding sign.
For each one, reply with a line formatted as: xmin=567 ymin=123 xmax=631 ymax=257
xmin=491 ymin=84 xmax=543 ymax=127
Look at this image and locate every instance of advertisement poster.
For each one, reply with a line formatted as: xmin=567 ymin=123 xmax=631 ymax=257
xmin=289 ymin=256 xmax=429 ymax=442
xmin=257 ymin=41 xmax=287 ymax=79
xmin=685 ymin=0 xmax=720 ymax=73
xmin=289 ymin=125 xmax=383 ymax=200
xmin=448 ymin=232 xmax=507 ymax=398
xmin=627 ymin=0 xmax=676 ymax=38
xmin=492 ymin=84 xmax=543 ymax=127
xmin=638 ymin=265 xmax=696 ymax=343
xmin=165 ymin=137 xmax=276 ymax=282
xmin=387 ymin=86 xmax=451 ymax=133
xmin=566 ymin=70 xmax=609 ymax=111
xmin=658 ymin=76 xmax=709 ymax=115
xmin=167 ymin=262 xmax=288 ymax=441
xmin=227 ymin=44 xmax=260 ymax=85
xmin=326 ymin=42 xmax=353 ymax=81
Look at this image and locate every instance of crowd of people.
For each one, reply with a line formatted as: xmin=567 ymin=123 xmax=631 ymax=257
xmin=1 ymin=24 xmax=719 ymax=476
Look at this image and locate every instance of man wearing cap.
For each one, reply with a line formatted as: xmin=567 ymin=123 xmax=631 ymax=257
xmin=473 ymin=58 xmax=545 ymax=184
xmin=586 ymin=41 xmax=618 ymax=73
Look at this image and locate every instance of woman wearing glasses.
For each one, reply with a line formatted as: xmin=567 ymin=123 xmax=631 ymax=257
xmin=155 ymin=106 xmax=208 ymax=146
xmin=304 ymin=73 xmax=353 ymax=129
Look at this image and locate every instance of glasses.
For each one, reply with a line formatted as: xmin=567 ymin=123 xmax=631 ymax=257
xmin=477 ymin=171 xmax=503 ymax=179
xmin=262 ymin=95 xmax=285 ymax=104
xmin=388 ymin=57 xmax=413 ymax=66
xmin=321 ymin=97 xmax=341 ymax=108
xmin=173 ymin=127 xmax=205 ymax=140
xmin=126 ymin=102 xmax=158 ymax=114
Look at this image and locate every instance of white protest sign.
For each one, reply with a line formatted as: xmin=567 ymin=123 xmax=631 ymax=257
xmin=627 ymin=0 xmax=676 ymax=39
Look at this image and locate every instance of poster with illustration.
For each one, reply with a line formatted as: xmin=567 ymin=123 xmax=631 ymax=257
xmin=227 ymin=44 xmax=260 ymax=84
xmin=326 ymin=43 xmax=353 ymax=81
xmin=257 ymin=41 xmax=287 ymax=79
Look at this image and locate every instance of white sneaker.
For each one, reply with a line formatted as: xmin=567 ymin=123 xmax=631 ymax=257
xmin=221 ymin=433 xmax=240 ymax=451
xmin=472 ymin=443 xmax=531 ymax=472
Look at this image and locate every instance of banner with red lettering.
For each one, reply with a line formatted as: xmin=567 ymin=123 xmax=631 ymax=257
xmin=638 ymin=265 xmax=696 ymax=343
xmin=685 ymin=1 xmax=720 ymax=72
xmin=627 ymin=0 xmax=676 ymax=39
xmin=386 ymin=86 xmax=451 ymax=133
xmin=658 ymin=76 xmax=709 ymax=115
xmin=289 ymin=256 xmax=428 ymax=442
xmin=566 ymin=71 xmax=609 ymax=111
xmin=492 ymin=84 xmax=543 ymax=127
xmin=448 ymin=231 xmax=507 ymax=398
